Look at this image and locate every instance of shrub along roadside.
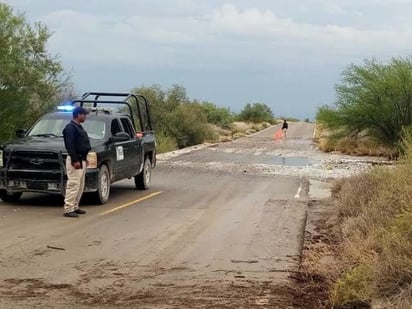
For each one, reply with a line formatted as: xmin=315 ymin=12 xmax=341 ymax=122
xmin=155 ymin=132 xmax=176 ymax=154
xmin=131 ymin=85 xmax=221 ymax=151
xmin=314 ymin=122 xmax=396 ymax=157
xmin=237 ymin=103 xmax=275 ymax=124
xmin=317 ymin=57 xmax=412 ymax=156
xmin=329 ymin=135 xmax=412 ymax=308
xmin=131 ymin=84 xmax=276 ymax=153
xmin=0 ymin=3 xmax=68 ymax=143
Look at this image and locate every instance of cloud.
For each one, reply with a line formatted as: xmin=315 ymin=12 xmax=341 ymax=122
xmin=29 ymin=2 xmax=412 ymax=72
xmin=4 ymin=0 xmax=412 ymax=118
xmin=212 ymin=4 xmax=277 ymax=30
xmin=208 ymin=4 xmax=412 ymax=55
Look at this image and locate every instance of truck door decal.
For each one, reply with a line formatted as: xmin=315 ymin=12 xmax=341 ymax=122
xmin=116 ymin=146 xmax=124 ymax=161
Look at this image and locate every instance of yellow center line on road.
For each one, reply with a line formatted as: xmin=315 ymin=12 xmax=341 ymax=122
xmin=100 ymin=191 xmax=163 ymax=216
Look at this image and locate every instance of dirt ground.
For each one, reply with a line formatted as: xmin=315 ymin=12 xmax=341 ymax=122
xmin=288 ymin=198 xmax=340 ymax=309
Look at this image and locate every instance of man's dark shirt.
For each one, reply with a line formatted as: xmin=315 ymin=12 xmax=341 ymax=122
xmin=63 ymin=120 xmax=91 ymax=163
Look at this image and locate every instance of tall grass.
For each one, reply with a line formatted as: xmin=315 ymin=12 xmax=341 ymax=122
xmin=156 ymin=133 xmax=177 ymax=154
xmin=331 ymin=135 xmax=412 ymax=308
xmin=315 ymin=123 xmax=395 ymax=157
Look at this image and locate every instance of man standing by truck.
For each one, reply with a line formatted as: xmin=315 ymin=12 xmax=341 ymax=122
xmin=62 ymin=106 xmax=91 ymax=218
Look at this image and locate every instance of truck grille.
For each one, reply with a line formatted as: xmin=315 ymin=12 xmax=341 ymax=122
xmin=9 ymin=151 xmax=61 ymax=171
xmin=6 ymin=151 xmax=65 ymax=192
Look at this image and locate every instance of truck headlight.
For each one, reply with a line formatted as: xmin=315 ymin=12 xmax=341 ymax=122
xmin=0 ymin=150 xmax=3 ymax=168
xmin=87 ymin=152 xmax=97 ymax=168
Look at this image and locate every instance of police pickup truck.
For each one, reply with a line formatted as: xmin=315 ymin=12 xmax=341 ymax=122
xmin=0 ymin=92 xmax=156 ymax=204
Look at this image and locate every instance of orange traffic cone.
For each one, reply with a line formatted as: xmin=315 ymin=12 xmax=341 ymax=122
xmin=274 ymin=129 xmax=283 ymax=140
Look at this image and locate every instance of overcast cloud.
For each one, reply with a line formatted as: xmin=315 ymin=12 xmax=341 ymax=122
xmin=4 ymin=0 xmax=412 ymax=119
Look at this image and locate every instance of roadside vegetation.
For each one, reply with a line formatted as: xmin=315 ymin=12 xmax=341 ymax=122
xmin=132 ymin=84 xmax=275 ymax=152
xmin=0 ymin=3 xmax=70 ymax=143
xmin=327 ymin=133 xmax=412 ymax=308
xmin=314 ymin=122 xmax=394 ymax=157
xmin=316 ymin=57 xmax=412 ymax=157
xmin=296 ymin=134 xmax=412 ymax=309
xmin=306 ymin=57 xmax=412 ymax=308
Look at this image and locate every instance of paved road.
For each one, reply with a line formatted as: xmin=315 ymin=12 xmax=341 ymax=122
xmin=0 ymin=122 xmax=316 ymax=308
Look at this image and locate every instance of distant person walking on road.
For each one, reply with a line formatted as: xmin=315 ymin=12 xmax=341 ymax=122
xmin=62 ymin=106 xmax=91 ymax=218
xmin=282 ymin=120 xmax=288 ymax=137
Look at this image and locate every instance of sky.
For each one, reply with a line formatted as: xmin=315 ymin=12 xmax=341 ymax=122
xmin=4 ymin=0 xmax=412 ymax=119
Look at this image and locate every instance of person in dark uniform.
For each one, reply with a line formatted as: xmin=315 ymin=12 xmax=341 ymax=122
xmin=282 ymin=120 xmax=288 ymax=137
xmin=62 ymin=106 xmax=91 ymax=218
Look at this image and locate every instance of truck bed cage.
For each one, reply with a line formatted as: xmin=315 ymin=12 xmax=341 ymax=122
xmin=68 ymin=92 xmax=152 ymax=132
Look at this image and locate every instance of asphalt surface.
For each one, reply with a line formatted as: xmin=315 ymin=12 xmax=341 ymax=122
xmin=0 ymin=122 xmax=316 ymax=308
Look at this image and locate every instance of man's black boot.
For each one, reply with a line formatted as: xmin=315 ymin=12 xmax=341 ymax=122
xmin=63 ymin=212 xmax=79 ymax=218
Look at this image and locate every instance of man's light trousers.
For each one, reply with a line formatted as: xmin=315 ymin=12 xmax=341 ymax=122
xmin=64 ymin=156 xmax=86 ymax=213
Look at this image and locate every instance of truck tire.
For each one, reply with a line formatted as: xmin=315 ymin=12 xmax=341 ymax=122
xmin=94 ymin=165 xmax=110 ymax=204
xmin=0 ymin=190 xmax=22 ymax=203
xmin=135 ymin=158 xmax=151 ymax=190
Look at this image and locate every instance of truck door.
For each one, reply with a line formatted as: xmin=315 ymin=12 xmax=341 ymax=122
xmin=119 ymin=117 xmax=142 ymax=177
xmin=109 ymin=118 xmax=134 ymax=180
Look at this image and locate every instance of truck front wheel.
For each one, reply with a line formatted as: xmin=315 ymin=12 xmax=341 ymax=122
xmin=0 ymin=190 xmax=22 ymax=203
xmin=94 ymin=165 xmax=110 ymax=204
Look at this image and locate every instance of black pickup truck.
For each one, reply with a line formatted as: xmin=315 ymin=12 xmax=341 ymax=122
xmin=0 ymin=92 xmax=156 ymax=204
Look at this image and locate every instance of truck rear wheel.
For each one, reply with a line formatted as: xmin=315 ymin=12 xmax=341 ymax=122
xmin=135 ymin=158 xmax=151 ymax=190
xmin=0 ymin=190 xmax=22 ymax=203
xmin=94 ymin=165 xmax=110 ymax=204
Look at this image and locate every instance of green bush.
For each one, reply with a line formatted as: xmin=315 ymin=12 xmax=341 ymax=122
xmin=170 ymin=103 xmax=218 ymax=148
xmin=238 ymin=103 xmax=275 ymax=124
xmin=332 ymin=264 xmax=374 ymax=307
xmin=378 ymin=211 xmax=412 ymax=296
xmin=200 ymin=102 xmax=234 ymax=129
xmin=132 ymin=84 xmax=218 ymax=148
xmin=0 ymin=3 xmax=67 ymax=143
xmin=155 ymin=132 xmax=177 ymax=154
xmin=317 ymin=57 xmax=412 ymax=151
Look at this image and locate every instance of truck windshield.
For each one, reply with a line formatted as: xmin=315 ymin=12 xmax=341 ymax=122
xmin=28 ymin=116 xmax=106 ymax=140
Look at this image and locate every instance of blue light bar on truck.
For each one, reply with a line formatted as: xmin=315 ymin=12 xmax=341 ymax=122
xmin=57 ymin=105 xmax=75 ymax=112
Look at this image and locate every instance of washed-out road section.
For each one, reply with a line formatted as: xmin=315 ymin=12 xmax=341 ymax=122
xmin=0 ymin=122 xmax=376 ymax=308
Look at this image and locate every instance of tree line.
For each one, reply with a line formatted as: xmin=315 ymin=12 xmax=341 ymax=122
xmin=0 ymin=3 xmax=68 ymax=142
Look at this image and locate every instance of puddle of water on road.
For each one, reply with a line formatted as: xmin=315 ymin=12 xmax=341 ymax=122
xmin=264 ymin=156 xmax=320 ymax=167
xmin=197 ymin=152 xmax=320 ymax=167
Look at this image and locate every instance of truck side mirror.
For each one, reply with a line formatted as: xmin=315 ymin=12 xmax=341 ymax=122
xmin=108 ymin=132 xmax=130 ymax=143
xmin=15 ymin=129 xmax=27 ymax=138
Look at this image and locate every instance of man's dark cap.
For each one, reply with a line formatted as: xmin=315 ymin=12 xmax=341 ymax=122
xmin=73 ymin=106 xmax=89 ymax=117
